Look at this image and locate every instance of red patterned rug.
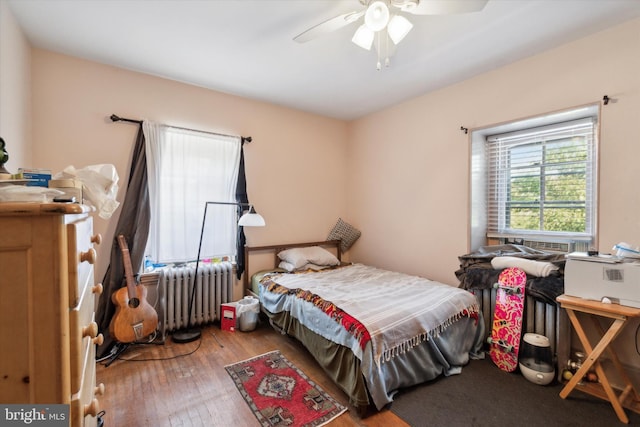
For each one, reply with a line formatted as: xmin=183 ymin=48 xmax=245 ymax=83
xmin=225 ymin=350 xmax=347 ymax=426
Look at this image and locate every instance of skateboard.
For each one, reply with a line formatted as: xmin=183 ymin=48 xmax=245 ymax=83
xmin=487 ymin=267 xmax=526 ymax=372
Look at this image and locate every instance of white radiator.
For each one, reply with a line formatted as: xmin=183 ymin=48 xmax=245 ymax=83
xmin=142 ymin=262 xmax=235 ymax=342
xmin=473 ymin=288 xmax=571 ymax=380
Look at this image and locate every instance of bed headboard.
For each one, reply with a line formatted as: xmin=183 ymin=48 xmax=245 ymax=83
xmin=243 ymin=240 xmax=342 ymax=292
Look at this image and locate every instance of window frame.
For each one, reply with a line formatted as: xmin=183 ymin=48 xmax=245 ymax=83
xmin=469 ymin=105 xmax=599 ymax=251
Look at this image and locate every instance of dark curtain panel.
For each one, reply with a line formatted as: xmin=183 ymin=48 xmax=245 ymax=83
xmin=235 ymin=141 xmax=249 ymax=279
xmin=95 ymin=123 xmax=150 ymax=358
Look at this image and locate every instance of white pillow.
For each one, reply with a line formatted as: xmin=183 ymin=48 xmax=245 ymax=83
xmin=278 ymin=261 xmax=331 ymax=272
xmin=278 ymin=261 xmax=297 ymax=272
xmin=277 ymin=246 xmax=340 ymax=270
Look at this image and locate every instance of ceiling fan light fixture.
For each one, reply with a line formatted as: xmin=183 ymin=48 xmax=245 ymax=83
xmin=352 ymin=24 xmax=374 ymax=50
xmin=387 ymin=15 xmax=413 ymax=44
xmin=364 ymin=1 xmax=390 ymax=32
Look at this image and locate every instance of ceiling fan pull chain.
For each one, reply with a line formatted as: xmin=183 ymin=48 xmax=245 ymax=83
xmin=385 ymin=32 xmax=390 ymax=68
xmin=376 ymin=32 xmax=382 ymax=70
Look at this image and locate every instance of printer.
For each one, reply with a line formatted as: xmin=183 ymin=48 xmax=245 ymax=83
xmin=564 ymin=252 xmax=640 ymax=308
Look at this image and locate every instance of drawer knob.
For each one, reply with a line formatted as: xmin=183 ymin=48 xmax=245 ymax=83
xmin=92 ymin=283 xmax=104 ymax=295
xmin=95 ymin=383 xmax=105 ymax=396
xmin=82 ymin=322 xmax=99 ymax=338
xmin=92 ymin=333 xmax=104 ymax=346
xmin=80 ymin=248 xmax=96 ymax=264
xmin=91 ymin=234 xmax=102 ymax=245
xmin=84 ymin=398 xmax=100 ymax=417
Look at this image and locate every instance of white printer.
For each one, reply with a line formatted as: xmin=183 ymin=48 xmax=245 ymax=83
xmin=564 ymin=252 xmax=640 ymax=308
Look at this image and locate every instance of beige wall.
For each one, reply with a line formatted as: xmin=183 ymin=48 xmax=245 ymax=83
xmin=345 ymin=17 xmax=640 ymax=372
xmin=2 ymin=3 xmax=638 ymax=287
xmin=348 ymin=17 xmax=640 ymax=287
xmin=4 ymin=2 xmax=640 ymax=377
xmin=0 ymin=0 xmax=31 ymax=169
xmin=27 ymin=50 xmax=349 ymax=291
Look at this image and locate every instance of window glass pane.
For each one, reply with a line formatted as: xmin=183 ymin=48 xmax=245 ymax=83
xmin=484 ymin=114 xmax=597 ymax=243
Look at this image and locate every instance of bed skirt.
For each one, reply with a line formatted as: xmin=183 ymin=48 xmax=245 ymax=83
xmin=264 ymin=309 xmax=372 ymax=410
xmin=263 ymin=307 xmax=485 ymax=413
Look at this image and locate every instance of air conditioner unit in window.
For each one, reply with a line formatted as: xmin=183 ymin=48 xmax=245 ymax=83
xmin=500 ymin=238 xmax=589 ymax=254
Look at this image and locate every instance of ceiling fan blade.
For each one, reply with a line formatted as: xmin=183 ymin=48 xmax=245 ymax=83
xmin=294 ymin=10 xmax=364 ymax=43
xmin=407 ymin=0 xmax=488 ymax=15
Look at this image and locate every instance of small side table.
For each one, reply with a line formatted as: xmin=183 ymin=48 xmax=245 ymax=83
xmin=556 ymin=294 xmax=640 ymax=424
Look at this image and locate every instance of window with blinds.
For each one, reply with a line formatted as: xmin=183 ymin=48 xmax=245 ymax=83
xmin=486 ymin=116 xmax=597 ymax=242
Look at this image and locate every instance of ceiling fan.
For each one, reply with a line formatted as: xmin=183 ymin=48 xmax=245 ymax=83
xmin=294 ymin=0 xmax=489 ymax=70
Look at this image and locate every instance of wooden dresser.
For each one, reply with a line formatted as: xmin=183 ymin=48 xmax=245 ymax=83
xmin=0 ymin=202 xmax=104 ymax=427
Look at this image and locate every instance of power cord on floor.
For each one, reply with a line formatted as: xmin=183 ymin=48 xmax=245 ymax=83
xmin=97 ymin=336 xmax=204 ymax=366
xmin=117 ymin=338 xmax=203 ymax=362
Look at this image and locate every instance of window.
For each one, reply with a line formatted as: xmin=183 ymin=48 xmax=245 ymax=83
xmin=144 ymin=122 xmax=241 ymax=263
xmin=470 ymin=106 xmax=598 ymax=250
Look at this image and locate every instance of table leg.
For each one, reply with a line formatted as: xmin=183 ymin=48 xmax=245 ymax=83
xmin=559 ymin=309 xmax=629 ymax=423
xmin=591 ymin=316 xmax=640 ymax=403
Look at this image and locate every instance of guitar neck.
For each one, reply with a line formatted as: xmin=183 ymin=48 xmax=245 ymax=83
xmin=117 ymin=235 xmax=137 ymax=298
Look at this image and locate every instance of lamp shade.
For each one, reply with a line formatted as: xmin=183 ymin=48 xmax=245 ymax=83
xmin=387 ymin=15 xmax=413 ymax=44
xmin=352 ymin=24 xmax=374 ymax=50
xmin=364 ymin=1 xmax=390 ymax=32
xmin=238 ymin=206 xmax=266 ymax=227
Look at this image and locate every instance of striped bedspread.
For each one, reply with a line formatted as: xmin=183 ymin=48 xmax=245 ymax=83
xmin=265 ymin=264 xmax=479 ymax=366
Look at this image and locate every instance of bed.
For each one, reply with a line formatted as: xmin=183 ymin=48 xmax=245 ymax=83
xmin=243 ymin=240 xmax=485 ymax=413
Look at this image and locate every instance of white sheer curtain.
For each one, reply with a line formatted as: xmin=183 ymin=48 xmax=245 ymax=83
xmin=143 ymin=121 xmax=241 ymax=263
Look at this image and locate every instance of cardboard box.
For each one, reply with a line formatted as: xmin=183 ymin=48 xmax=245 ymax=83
xmin=18 ymin=167 xmax=51 ymax=187
xmin=221 ymin=302 xmax=237 ymax=332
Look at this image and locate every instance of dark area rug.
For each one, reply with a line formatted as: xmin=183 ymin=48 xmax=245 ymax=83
xmin=390 ymin=357 xmax=640 ymax=426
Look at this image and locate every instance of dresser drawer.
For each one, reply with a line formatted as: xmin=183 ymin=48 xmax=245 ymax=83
xmin=71 ymin=338 xmax=103 ymax=427
xmin=67 ymin=216 xmax=96 ymax=308
xmin=70 ymin=285 xmax=103 ymax=394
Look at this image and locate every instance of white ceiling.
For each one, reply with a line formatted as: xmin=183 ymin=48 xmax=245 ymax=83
xmin=7 ymin=0 xmax=640 ymax=121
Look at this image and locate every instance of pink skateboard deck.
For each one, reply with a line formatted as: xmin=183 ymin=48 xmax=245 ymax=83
xmin=487 ymin=267 xmax=526 ymax=372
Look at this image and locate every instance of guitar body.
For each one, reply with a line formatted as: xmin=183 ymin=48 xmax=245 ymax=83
xmin=110 ymin=284 xmax=158 ymax=343
xmin=109 ymin=234 xmax=159 ymax=343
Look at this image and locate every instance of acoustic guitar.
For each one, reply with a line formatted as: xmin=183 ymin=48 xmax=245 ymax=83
xmin=109 ymin=234 xmax=158 ymax=343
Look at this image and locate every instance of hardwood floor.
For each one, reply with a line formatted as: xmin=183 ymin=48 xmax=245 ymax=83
xmin=96 ymin=320 xmax=409 ymax=426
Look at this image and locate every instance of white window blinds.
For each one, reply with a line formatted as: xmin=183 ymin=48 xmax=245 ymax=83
xmin=486 ymin=117 xmax=597 ymax=241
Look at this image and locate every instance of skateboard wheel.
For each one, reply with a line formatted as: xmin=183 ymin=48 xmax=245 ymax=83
xmin=487 ymin=336 xmax=494 ymax=344
xmin=493 ymin=283 xmax=499 ymax=289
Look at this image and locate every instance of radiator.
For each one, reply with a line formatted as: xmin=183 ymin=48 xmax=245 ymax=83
xmin=473 ymin=288 xmax=571 ymax=380
xmin=142 ymin=262 xmax=235 ymax=342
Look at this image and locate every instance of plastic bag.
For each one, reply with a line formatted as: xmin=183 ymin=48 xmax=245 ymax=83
xmin=236 ymin=296 xmax=260 ymax=316
xmin=235 ymin=296 xmax=260 ymax=331
xmin=55 ymin=164 xmax=120 ymax=219
xmin=612 ymin=242 xmax=640 ymax=259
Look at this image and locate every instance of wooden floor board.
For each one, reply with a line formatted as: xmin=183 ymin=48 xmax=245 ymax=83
xmin=96 ymin=320 xmax=409 ymax=426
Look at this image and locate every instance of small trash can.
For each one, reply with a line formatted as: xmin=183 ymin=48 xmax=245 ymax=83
xmin=236 ymin=296 xmax=260 ymax=332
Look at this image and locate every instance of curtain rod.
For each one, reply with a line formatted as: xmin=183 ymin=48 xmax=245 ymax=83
xmin=459 ymin=95 xmax=612 ymax=136
xmin=109 ymin=114 xmax=252 ymax=143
